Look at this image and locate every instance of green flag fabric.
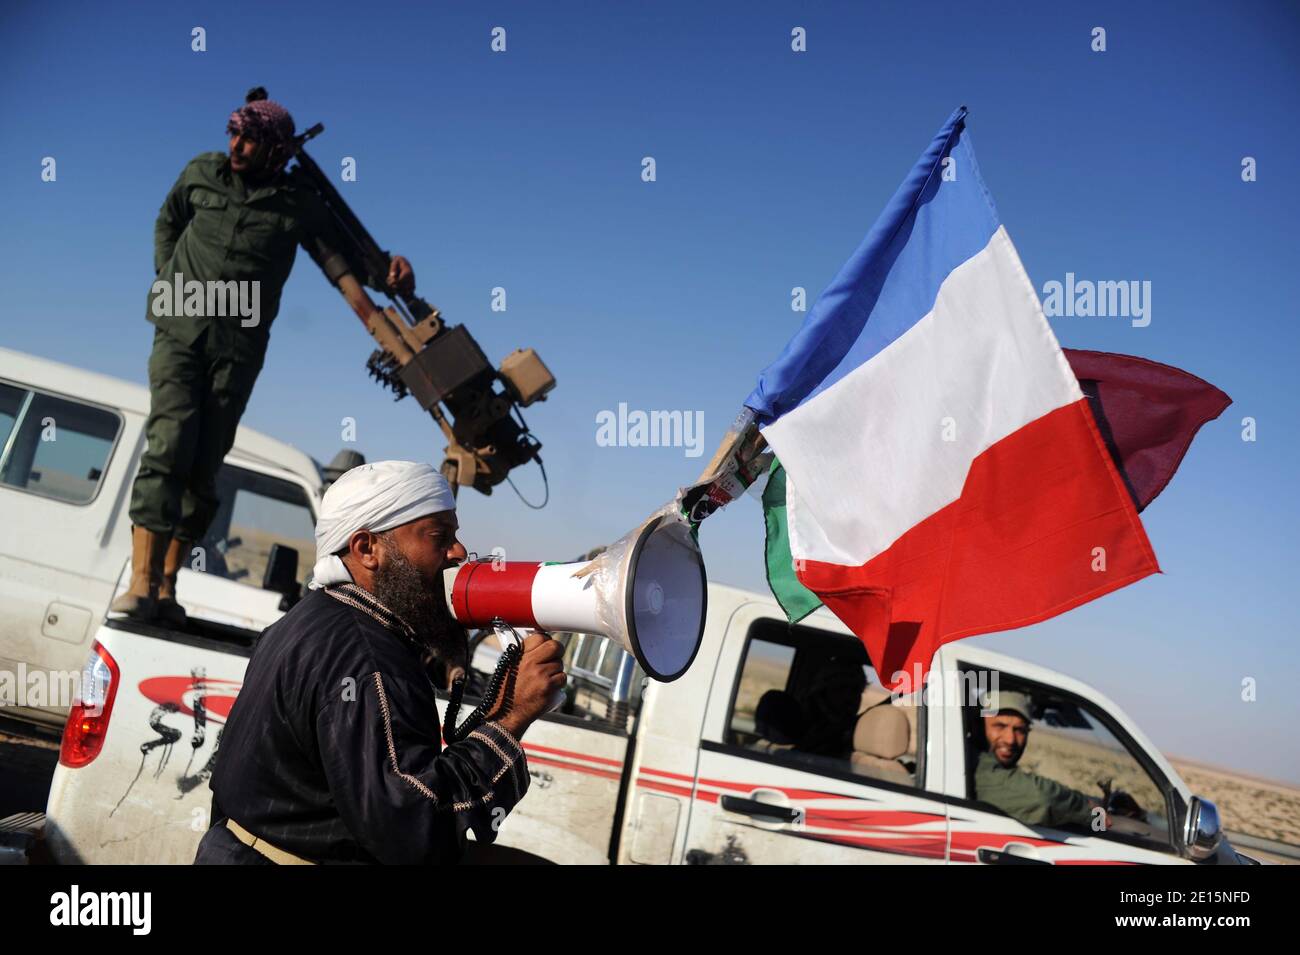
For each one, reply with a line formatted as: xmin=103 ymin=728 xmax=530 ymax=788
xmin=762 ymin=458 xmax=824 ymax=623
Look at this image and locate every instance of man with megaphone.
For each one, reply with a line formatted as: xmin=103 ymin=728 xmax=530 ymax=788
xmin=194 ymin=461 xmax=564 ymax=865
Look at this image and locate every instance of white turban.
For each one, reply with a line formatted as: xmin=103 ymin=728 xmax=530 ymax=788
xmin=309 ymin=460 xmax=456 ymax=589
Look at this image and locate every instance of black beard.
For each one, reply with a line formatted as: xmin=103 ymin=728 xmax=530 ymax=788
xmin=370 ymin=544 xmax=467 ymax=668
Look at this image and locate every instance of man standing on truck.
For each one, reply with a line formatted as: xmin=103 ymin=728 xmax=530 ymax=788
xmin=111 ymin=88 xmax=416 ymax=627
xmin=974 ymin=690 xmax=1142 ymax=830
xmin=195 ymin=460 xmax=565 ymax=864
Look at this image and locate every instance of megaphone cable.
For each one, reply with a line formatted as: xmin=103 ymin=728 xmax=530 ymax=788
xmin=443 ymin=621 xmax=523 ymax=744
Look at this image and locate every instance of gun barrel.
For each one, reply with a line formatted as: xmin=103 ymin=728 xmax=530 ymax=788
xmin=291 ymin=124 xmax=550 ymax=499
xmin=294 ymin=147 xmax=393 ymax=293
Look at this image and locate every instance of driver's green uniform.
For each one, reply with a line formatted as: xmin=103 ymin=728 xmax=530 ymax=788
xmin=974 ymin=751 xmax=1095 ymax=828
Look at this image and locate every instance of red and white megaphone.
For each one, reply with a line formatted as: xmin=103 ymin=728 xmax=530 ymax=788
xmin=441 ymin=512 xmax=707 ymax=682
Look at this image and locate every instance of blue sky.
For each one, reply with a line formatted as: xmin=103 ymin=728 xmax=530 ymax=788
xmin=2 ymin=1 xmax=1298 ymax=785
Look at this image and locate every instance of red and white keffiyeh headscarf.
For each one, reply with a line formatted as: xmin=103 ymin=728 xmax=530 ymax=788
xmin=226 ymin=95 xmax=295 ymax=150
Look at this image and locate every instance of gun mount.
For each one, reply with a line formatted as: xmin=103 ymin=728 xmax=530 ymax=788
xmin=287 ymin=118 xmax=554 ymax=498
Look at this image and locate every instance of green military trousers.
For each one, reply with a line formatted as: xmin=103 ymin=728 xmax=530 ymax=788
xmin=128 ymin=324 xmax=265 ymax=541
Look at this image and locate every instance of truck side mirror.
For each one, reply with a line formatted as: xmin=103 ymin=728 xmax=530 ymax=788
xmin=1183 ymin=795 xmax=1222 ymax=861
xmin=263 ymin=544 xmax=301 ymax=611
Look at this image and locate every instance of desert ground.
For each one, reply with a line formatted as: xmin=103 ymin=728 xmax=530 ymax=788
xmin=1167 ymin=756 xmax=1300 ymax=847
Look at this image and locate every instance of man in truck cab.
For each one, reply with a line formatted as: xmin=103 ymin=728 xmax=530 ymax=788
xmin=194 ymin=460 xmax=566 ymax=864
xmin=974 ymin=689 xmax=1141 ymax=831
xmin=111 ymin=88 xmax=416 ymax=628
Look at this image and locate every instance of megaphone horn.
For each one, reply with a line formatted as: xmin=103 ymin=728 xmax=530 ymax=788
xmin=442 ymin=513 xmax=707 ymax=682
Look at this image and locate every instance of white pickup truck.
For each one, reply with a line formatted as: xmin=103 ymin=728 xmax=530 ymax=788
xmin=44 ymin=577 xmax=1249 ymax=866
xmin=4 ymin=349 xmax=1248 ymax=866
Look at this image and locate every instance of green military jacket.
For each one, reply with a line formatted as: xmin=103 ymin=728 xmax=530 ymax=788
xmin=974 ymin=751 xmax=1096 ymax=829
xmin=147 ymin=151 xmax=344 ymax=359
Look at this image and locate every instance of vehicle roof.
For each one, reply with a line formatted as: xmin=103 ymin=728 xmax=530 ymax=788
xmin=939 ymin=642 xmax=1101 ymax=701
xmin=0 ymin=346 xmax=322 ymax=492
xmin=707 ymin=581 xmax=1102 ymax=698
xmin=704 ymin=580 xmax=854 ymax=636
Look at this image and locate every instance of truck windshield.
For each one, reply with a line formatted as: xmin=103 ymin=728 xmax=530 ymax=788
xmin=194 ymin=465 xmax=317 ymax=590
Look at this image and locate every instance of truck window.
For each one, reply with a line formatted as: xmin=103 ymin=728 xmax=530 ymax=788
xmin=961 ymin=668 xmax=1174 ymax=852
xmin=0 ymin=383 xmax=24 ymax=448
xmin=0 ymin=387 xmax=120 ymax=505
xmin=194 ymin=465 xmax=317 ymax=589
xmin=725 ymin=618 xmax=924 ymax=789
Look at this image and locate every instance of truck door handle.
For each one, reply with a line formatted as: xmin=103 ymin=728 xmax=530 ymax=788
xmin=719 ymin=795 xmax=799 ymax=823
xmin=976 ymin=847 xmax=1051 ymax=866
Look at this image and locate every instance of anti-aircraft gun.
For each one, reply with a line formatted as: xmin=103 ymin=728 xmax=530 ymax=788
xmin=286 ymin=116 xmax=554 ymax=499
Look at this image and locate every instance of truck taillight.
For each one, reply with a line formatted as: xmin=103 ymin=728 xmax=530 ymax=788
xmin=59 ymin=641 xmax=120 ymax=768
